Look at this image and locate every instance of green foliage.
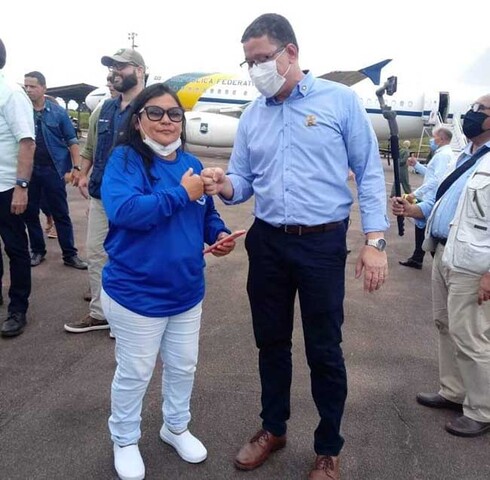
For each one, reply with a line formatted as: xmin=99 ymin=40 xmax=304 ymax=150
xmin=68 ymin=110 xmax=89 ymax=129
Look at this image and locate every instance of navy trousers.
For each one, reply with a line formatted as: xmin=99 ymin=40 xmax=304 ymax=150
xmin=0 ymin=188 xmax=31 ymax=314
xmin=411 ymin=225 xmax=426 ymax=263
xmin=245 ymin=218 xmax=348 ymax=456
xmin=22 ymin=164 xmax=77 ymax=259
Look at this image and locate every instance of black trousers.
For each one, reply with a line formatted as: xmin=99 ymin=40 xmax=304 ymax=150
xmin=412 ymin=225 xmax=426 ymax=263
xmin=0 ymin=188 xmax=31 ymax=314
xmin=245 ymin=218 xmax=348 ymax=456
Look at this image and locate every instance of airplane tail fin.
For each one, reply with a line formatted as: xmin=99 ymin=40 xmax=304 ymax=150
xmin=319 ymin=59 xmax=392 ymax=86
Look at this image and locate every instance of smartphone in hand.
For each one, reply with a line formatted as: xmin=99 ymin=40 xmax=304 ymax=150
xmin=203 ymin=229 xmax=246 ymax=254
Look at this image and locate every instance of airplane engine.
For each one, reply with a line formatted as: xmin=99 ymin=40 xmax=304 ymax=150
xmin=184 ymin=111 xmax=239 ymax=148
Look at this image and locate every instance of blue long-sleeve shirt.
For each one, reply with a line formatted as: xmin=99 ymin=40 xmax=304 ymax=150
xmin=222 ymin=72 xmax=389 ymax=233
xmin=101 ymin=146 xmax=230 ymax=317
xmin=417 ymin=141 xmax=490 ymax=237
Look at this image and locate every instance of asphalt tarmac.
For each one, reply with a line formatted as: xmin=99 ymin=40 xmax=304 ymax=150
xmin=1 ymin=149 xmax=489 ymax=480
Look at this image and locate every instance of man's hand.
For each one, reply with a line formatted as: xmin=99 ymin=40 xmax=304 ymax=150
xmin=478 ymin=273 xmax=490 ymax=305
xmin=11 ymin=187 xmax=28 ymax=215
xmin=201 ymin=167 xmax=226 ymax=195
xmin=355 ymin=247 xmax=388 ymax=293
xmin=407 ymin=156 xmax=417 ymax=167
xmin=78 ymin=174 xmax=89 ymax=199
xmin=71 ymin=168 xmax=81 ymax=187
xmin=391 ymin=196 xmax=417 ymax=217
xmin=181 ymin=168 xmax=204 ymax=201
xmin=211 ymin=231 xmax=236 ymax=257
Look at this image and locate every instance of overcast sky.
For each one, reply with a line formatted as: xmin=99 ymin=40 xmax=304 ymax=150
xmin=1 ymin=0 xmax=488 ymax=92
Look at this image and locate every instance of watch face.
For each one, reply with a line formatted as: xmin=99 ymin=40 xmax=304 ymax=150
xmin=377 ymin=239 xmax=387 ymax=251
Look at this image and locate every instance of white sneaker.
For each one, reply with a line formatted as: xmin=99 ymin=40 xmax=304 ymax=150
xmin=159 ymin=424 xmax=207 ymax=463
xmin=113 ymin=444 xmax=145 ymax=480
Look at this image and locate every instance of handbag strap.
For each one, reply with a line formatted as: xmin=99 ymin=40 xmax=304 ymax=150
xmin=435 ymin=146 xmax=490 ymax=202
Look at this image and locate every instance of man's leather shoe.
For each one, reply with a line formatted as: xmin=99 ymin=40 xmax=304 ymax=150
xmin=1 ymin=312 xmax=27 ymax=337
xmin=30 ymin=253 xmax=45 ymax=267
xmin=399 ymin=258 xmax=422 ymax=269
xmin=416 ymin=392 xmax=462 ymax=411
xmin=308 ymin=455 xmax=340 ymax=480
xmin=234 ymin=429 xmax=286 ymax=471
xmin=63 ymin=255 xmax=88 ymax=270
xmin=446 ymin=415 xmax=490 ymax=437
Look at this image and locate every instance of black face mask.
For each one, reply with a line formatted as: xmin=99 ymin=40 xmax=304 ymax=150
xmin=462 ymin=110 xmax=489 ymax=139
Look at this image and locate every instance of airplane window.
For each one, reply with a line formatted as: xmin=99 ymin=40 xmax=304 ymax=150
xmin=391 ymin=100 xmax=396 ymax=106
xmin=400 ymin=101 xmax=404 ymax=106
xmin=210 ymin=89 xmax=214 ymax=94
xmin=232 ymin=90 xmax=236 ymax=95
xmin=244 ymin=91 xmax=248 ymax=96
xmin=225 ymin=90 xmax=229 ymax=95
xmin=408 ymin=101 xmax=413 ymax=107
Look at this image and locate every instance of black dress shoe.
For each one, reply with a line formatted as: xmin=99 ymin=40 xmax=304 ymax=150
xmin=399 ymin=258 xmax=423 ymax=270
xmin=30 ymin=253 xmax=45 ymax=267
xmin=1 ymin=312 xmax=27 ymax=337
xmin=416 ymin=392 xmax=463 ymax=411
xmin=446 ymin=415 xmax=490 ymax=437
xmin=63 ymin=255 xmax=88 ymax=270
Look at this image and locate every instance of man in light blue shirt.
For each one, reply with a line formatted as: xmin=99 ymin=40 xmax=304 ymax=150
xmin=392 ymin=94 xmax=490 ymax=439
xmin=399 ymin=127 xmax=455 ymax=269
xmin=201 ymin=13 xmax=389 ymax=480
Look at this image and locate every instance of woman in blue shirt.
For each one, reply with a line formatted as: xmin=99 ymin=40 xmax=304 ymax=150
xmin=100 ymin=83 xmax=234 ymax=480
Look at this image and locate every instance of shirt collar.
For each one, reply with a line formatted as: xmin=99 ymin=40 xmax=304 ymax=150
xmin=265 ymin=70 xmax=314 ymax=106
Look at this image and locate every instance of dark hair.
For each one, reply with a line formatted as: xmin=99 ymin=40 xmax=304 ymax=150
xmin=24 ymin=71 xmax=46 ymax=87
xmin=241 ymin=13 xmax=298 ymax=50
xmin=116 ymin=83 xmax=187 ymax=182
xmin=0 ymin=38 xmax=6 ymax=69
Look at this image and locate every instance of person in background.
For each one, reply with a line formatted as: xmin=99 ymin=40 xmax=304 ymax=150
xmin=399 ymin=127 xmax=455 ymax=269
xmin=22 ymin=71 xmax=87 ymax=269
xmin=0 ymin=38 xmax=35 ymax=337
xmin=390 ymin=139 xmax=412 ymax=197
xmin=392 ymin=95 xmax=490 ymax=438
xmin=64 ymin=48 xmax=146 ymax=334
xmin=202 ymin=13 xmax=388 ymax=480
xmin=101 ymin=83 xmax=236 ymax=480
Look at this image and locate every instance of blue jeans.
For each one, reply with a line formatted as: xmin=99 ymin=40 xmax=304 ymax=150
xmin=22 ymin=164 xmax=77 ymax=259
xmin=0 ymin=189 xmax=31 ymax=313
xmin=101 ymin=288 xmax=202 ymax=446
xmin=245 ymin=218 xmax=348 ymax=456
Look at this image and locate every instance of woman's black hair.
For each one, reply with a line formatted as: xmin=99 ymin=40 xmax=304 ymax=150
xmin=116 ymin=83 xmax=187 ymax=183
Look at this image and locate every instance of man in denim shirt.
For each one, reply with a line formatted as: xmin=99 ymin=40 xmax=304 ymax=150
xmin=23 ymin=71 xmax=87 ymax=269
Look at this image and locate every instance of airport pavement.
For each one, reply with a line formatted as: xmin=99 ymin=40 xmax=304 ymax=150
xmin=1 ymin=150 xmax=489 ymax=480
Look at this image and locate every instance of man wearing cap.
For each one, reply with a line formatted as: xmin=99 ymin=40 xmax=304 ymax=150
xmin=0 ymin=38 xmax=36 ymax=337
xmin=64 ymin=48 xmax=146 ymax=334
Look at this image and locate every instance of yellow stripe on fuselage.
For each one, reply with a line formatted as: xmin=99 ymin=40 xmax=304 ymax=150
xmin=175 ymin=73 xmax=236 ymax=110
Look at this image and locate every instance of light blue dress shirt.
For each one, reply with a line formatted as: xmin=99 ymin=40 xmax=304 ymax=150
xmin=413 ymin=144 xmax=455 ymax=200
xmin=223 ymin=72 xmax=389 ymax=233
xmin=418 ymin=141 xmax=490 ymax=238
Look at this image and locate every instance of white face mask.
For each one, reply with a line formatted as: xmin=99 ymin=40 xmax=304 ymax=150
xmin=249 ymin=49 xmax=290 ymax=98
xmin=138 ymin=121 xmax=182 ymax=158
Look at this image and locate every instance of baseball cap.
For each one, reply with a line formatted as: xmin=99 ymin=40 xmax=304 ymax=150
xmin=101 ymin=48 xmax=146 ymax=68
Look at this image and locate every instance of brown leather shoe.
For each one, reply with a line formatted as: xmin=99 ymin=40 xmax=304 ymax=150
xmin=234 ymin=429 xmax=286 ymax=471
xmin=308 ymin=455 xmax=340 ymax=480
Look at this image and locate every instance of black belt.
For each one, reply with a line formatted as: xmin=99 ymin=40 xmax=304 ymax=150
xmin=433 ymin=236 xmax=447 ymax=246
xmin=279 ymin=222 xmax=343 ymax=235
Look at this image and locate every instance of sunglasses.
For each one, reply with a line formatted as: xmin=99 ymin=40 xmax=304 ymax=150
xmin=139 ymin=105 xmax=185 ymax=123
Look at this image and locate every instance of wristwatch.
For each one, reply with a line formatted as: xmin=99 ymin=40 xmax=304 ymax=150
xmin=365 ymin=238 xmax=387 ymax=252
xmin=72 ymin=165 xmax=82 ymax=171
xmin=15 ymin=179 xmax=29 ymax=188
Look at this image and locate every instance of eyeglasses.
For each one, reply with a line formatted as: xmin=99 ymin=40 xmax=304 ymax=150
xmin=471 ymin=103 xmax=490 ymax=112
xmin=240 ymin=46 xmax=285 ymax=69
xmin=139 ymin=105 xmax=185 ymax=123
xmin=109 ymin=62 xmax=138 ymax=72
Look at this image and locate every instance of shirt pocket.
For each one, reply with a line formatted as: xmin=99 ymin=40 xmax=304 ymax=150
xmin=464 ymin=171 xmax=490 ymax=220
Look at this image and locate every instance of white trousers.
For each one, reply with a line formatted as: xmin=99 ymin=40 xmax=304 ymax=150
xmin=101 ymin=288 xmax=202 ymax=446
xmin=432 ymin=244 xmax=490 ymax=422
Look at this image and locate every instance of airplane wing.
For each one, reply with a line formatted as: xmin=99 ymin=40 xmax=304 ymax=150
xmin=318 ymin=59 xmax=392 ymax=86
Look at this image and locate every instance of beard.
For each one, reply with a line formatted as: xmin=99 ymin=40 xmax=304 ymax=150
xmin=113 ymin=71 xmax=138 ymax=93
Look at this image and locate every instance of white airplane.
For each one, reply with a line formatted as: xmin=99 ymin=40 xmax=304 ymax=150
xmin=85 ymin=57 xmax=488 ymax=149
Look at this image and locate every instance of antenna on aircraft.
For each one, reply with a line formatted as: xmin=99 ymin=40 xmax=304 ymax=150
xmin=376 ymin=76 xmax=405 ymax=236
xmin=128 ymin=32 xmax=138 ymax=49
